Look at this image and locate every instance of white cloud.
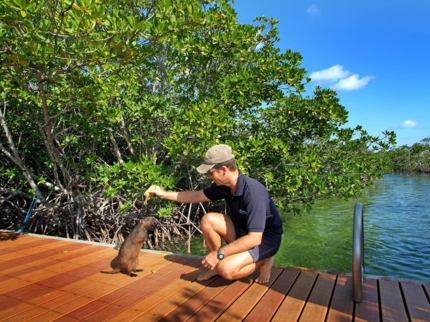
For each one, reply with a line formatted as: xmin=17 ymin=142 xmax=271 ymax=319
xmin=310 ymin=65 xmax=374 ymax=91
xmin=310 ymin=65 xmax=350 ymax=82
xmin=332 ymin=74 xmax=375 ymax=91
xmin=307 ymin=4 xmax=320 ymax=16
xmin=402 ymin=120 xmax=418 ymax=128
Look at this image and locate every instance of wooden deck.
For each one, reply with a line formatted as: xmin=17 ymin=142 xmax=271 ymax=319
xmin=0 ymin=231 xmax=429 ymax=322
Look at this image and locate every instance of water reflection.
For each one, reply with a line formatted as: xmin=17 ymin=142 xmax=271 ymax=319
xmin=277 ymin=173 xmax=430 ymax=281
xmin=189 ymin=173 xmax=430 ymax=281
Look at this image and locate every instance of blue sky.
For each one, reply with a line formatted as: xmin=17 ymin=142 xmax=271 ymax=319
xmin=232 ymin=0 xmax=430 ymax=147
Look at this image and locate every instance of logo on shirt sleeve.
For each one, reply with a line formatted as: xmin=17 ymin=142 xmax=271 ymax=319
xmin=239 ymin=209 xmax=247 ymax=215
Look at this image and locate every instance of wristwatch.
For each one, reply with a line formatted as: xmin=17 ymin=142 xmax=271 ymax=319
xmin=217 ymin=248 xmax=225 ymax=260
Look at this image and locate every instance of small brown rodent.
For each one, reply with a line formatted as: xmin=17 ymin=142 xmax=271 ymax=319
xmin=101 ymin=216 xmax=157 ymax=277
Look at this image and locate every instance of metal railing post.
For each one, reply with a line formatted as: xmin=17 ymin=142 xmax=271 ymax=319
xmin=353 ymin=202 xmax=364 ymax=302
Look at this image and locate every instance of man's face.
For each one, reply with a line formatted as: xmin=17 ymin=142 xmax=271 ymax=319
xmin=207 ymin=166 xmax=230 ymax=186
xmin=207 ymin=167 xmax=220 ymax=185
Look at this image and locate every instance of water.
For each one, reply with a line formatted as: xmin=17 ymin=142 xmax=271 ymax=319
xmin=191 ymin=173 xmax=430 ymax=281
xmin=277 ymin=173 xmax=430 ymax=281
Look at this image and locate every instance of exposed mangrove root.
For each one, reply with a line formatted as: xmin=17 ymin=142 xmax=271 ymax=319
xmin=0 ymin=187 xmax=212 ymax=254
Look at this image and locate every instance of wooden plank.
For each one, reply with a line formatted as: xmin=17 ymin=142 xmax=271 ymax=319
xmin=128 ymin=259 xmax=202 ymax=309
xmin=0 ymin=243 xmax=71 ymax=264
xmin=28 ymin=253 xmax=182 ymax=321
xmin=355 ymin=278 xmax=380 ymax=322
xmin=0 ymin=251 xmax=36 ymax=262
xmin=0 ymin=232 xmax=25 ymax=243
xmin=132 ymin=266 xmax=218 ymax=321
xmin=244 ymin=269 xmax=300 ymax=322
xmin=271 ymin=270 xmax=318 ymax=322
xmin=424 ymin=282 xmax=430 ymax=300
xmin=75 ymin=257 xmax=196 ymax=322
xmin=44 ymin=246 xmax=109 ymax=265
xmin=13 ymin=269 xmax=58 ymax=284
xmin=379 ymin=279 xmax=409 ymax=322
xmin=401 ymin=282 xmax=430 ymax=322
xmin=19 ymin=309 xmax=63 ymax=322
xmin=10 ymin=306 xmax=48 ymax=321
xmin=0 ymin=302 xmax=37 ymax=321
xmin=158 ymin=276 xmax=231 ymax=322
xmin=27 ymin=290 xmax=68 ymax=307
xmin=186 ymin=275 xmax=256 ymax=322
xmin=217 ymin=267 xmax=283 ymax=322
xmin=300 ymin=272 xmax=337 ymax=322
xmin=97 ymin=258 xmax=200 ymax=322
xmin=0 ymin=238 xmax=60 ymax=253
xmin=4 ymin=233 xmax=430 ymax=322
xmin=326 ymin=275 xmax=354 ymax=322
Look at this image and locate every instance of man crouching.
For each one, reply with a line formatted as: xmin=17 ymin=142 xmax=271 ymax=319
xmin=147 ymin=144 xmax=283 ymax=283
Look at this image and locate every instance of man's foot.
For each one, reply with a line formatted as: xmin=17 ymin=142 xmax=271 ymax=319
xmin=255 ymin=256 xmax=274 ymax=284
xmin=197 ymin=268 xmax=219 ymax=281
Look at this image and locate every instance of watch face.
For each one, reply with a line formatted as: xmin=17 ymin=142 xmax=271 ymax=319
xmin=218 ymin=248 xmax=224 ymax=260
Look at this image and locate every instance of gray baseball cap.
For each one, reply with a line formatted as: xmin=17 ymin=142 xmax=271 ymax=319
xmin=196 ymin=144 xmax=234 ymax=174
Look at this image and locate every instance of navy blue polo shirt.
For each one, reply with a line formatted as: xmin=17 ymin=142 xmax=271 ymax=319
xmin=203 ymin=173 xmax=283 ymax=236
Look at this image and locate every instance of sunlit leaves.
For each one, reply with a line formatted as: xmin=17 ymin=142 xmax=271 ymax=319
xmin=0 ymin=0 xmax=397 ymax=217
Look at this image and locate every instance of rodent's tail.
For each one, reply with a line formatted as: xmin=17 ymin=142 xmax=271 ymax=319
xmin=100 ymin=269 xmax=120 ymax=274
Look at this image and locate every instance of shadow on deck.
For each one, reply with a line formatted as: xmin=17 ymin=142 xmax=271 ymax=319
xmin=0 ymin=231 xmax=429 ymax=321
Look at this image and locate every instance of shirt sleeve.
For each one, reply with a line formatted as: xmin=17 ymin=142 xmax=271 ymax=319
xmin=203 ymin=183 xmax=226 ymax=201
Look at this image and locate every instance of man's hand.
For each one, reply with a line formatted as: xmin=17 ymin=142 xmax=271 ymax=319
xmin=145 ymin=185 xmax=165 ymax=199
xmin=201 ymin=250 xmax=219 ymax=270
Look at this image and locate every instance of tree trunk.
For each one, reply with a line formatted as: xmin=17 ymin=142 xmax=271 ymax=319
xmin=36 ymin=71 xmax=71 ymax=187
xmin=0 ymin=99 xmax=45 ymax=201
xmin=109 ymin=128 xmax=125 ymax=164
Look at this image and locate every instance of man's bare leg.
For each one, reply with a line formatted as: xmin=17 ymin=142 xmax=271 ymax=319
xmin=198 ymin=212 xmax=236 ymax=282
xmin=255 ymin=256 xmax=274 ymax=284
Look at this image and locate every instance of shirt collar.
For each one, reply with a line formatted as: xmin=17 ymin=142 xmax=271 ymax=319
xmin=233 ymin=171 xmax=244 ymax=197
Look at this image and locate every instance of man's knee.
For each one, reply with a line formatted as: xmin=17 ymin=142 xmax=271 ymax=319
xmin=200 ymin=212 xmax=222 ymax=231
xmin=217 ymin=261 xmax=236 ymax=280
xmin=217 ymin=252 xmax=255 ymax=280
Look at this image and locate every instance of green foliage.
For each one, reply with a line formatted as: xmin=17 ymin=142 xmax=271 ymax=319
xmin=0 ymin=0 xmax=396 ymax=217
xmin=91 ymin=155 xmax=175 ymax=212
xmin=387 ymin=138 xmax=430 ymax=173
